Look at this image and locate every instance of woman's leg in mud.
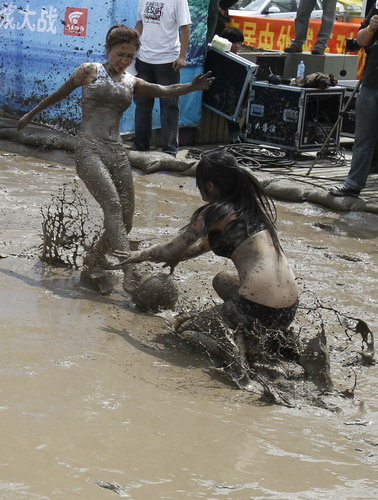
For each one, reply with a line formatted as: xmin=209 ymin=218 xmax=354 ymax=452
xmin=212 ymin=270 xmax=239 ymax=301
xmin=76 ymin=151 xmax=130 ymax=254
xmin=107 ymin=147 xmax=135 ymax=236
xmin=75 ymin=143 xmax=132 ymax=294
xmin=174 ymin=298 xmax=247 ymax=352
xmin=174 ymin=304 xmax=229 ymax=358
xmin=174 ymin=301 xmax=258 ymax=390
xmin=86 ymin=232 xmax=111 ymax=268
xmin=174 ymin=301 xmax=303 ymax=401
xmin=106 ymin=147 xmax=145 ymax=293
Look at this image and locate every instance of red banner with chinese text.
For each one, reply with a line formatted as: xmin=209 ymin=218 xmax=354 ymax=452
xmin=229 ymin=16 xmax=365 ymax=77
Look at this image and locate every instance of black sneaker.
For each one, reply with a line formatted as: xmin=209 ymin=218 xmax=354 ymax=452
xmin=311 ymin=47 xmax=325 ymax=55
xmin=329 ymin=184 xmax=360 ymax=197
xmin=284 ymin=43 xmax=302 ymax=53
xmin=130 ymin=145 xmax=149 ymax=152
xmin=162 ymin=150 xmax=177 ymax=157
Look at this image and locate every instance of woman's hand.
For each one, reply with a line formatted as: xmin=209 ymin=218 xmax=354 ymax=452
xmin=113 ymin=249 xmax=177 ymax=273
xmin=161 ymin=259 xmax=179 ymax=274
xmin=17 ymin=112 xmax=33 ymax=131
xmin=191 ymin=72 xmax=214 ymax=91
xmin=113 ymin=249 xmax=144 ymax=265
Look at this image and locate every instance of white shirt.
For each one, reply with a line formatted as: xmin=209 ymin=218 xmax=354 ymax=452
xmin=137 ymin=0 xmax=191 ymax=64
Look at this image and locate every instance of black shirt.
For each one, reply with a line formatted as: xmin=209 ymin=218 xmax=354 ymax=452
xmin=360 ymin=7 xmax=378 ymax=87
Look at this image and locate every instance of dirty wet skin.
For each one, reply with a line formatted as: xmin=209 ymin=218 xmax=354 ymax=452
xmin=0 ymin=151 xmax=377 ymax=498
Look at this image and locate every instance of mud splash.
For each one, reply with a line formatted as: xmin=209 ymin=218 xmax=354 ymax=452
xmin=41 ymin=181 xmax=101 ymax=269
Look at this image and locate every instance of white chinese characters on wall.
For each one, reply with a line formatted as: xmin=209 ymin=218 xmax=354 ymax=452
xmin=0 ymin=3 xmax=58 ymax=33
xmin=0 ymin=4 xmax=88 ymax=36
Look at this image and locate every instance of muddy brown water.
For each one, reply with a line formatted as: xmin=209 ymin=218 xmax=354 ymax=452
xmin=0 ymin=151 xmax=377 ymax=499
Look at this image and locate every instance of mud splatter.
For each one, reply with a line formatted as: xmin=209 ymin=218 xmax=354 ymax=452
xmin=156 ymin=288 xmax=375 ymax=410
xmin=41 ymin=180 xmax=100 ymax=269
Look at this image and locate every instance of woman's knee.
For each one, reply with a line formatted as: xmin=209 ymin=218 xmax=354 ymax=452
xmin=212 ymin=271 xmax=239 ymax=301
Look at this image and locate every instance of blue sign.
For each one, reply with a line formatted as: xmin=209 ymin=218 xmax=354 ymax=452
xmin=0 ymin=0 xmax=210 ymax=133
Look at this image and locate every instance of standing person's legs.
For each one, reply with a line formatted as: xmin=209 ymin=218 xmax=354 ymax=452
xmin=345 ymin=85 xmax=378 ymax=189
xmin=313 ymin=0 xmax=337 ymax=50
xmin=154 ymin=62 xmax=180 ymax=156
xmin=294 ymin=0 xmax=317 ymax=45
xmin=134 ymin=59 xmax=156 ymax=151
xmin=330 ymin=85 xmax=378 ymax=195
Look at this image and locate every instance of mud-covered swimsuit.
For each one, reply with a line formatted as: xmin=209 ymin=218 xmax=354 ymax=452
xmin=208 ymin=217 xmax=266 ymax=259
xmin=82 ymin=62 xmax=135 ymax=126
xmin=208 ymin=212 xmax=298 ymax=329
xmin=229 ymin=296 xmax=298 ymax=329
xmin=75 ymin=63 xmax=136 ymax=173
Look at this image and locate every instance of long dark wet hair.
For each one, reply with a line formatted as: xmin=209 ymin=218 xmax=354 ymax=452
xmin=191 ymin=149 xmax=282 ymax=256
xmin=105 ymin=24 xmax=141 ymax=50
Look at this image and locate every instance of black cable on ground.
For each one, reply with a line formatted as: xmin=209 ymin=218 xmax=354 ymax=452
xmin=186 ymin=143 xmax=346 ymax=173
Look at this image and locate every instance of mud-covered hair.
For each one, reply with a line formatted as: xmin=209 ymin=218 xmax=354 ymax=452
xmin=105 ymin=24 xmax=140 ymax=50
xmin=192 ymin=149 xmax=282 ymax=256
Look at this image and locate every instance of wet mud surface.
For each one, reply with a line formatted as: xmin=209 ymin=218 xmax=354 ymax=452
xmin=0 ymin=151 xmax=377 ymax=498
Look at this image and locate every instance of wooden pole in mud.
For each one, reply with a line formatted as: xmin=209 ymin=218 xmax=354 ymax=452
xmin=306 ymin=79 xmax=362 ymax=176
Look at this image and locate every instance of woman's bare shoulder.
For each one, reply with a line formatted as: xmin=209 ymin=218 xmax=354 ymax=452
xmin=71 ymin=62 xmax=99 ymax=85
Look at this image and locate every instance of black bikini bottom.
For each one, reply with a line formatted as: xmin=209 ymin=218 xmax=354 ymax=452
xmin=231 ymin=295 xmax=298 ymax=329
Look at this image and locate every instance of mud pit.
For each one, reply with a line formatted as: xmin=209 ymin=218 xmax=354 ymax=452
xmin=0 ymin=150 xmax=377 ymax=498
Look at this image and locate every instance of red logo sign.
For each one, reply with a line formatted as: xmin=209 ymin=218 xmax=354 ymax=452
xmin=64 ymin=8 xmax=88 ymax=36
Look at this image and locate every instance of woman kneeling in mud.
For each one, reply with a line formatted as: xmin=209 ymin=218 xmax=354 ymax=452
xmin=17 ymin=24 xmax=213 ymax=294
xmin=115 ymin=150 xmax=299 ymax=382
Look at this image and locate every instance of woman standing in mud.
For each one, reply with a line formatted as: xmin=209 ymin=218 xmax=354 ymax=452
xmin=115 ymin=150 xmax=299 ymax=370
xmin=17 ymin=25 xmax=213 ymax=293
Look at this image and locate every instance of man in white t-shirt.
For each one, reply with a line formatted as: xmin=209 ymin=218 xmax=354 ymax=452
xmin=134 ymin=0 xmax=191 ymax=156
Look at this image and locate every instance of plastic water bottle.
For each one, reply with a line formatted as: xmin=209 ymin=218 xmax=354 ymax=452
xmin=297 ymin=60 xmax=305 ymax=78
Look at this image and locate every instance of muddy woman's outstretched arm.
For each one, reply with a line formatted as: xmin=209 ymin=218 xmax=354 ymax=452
xmin=114 ymin=218 xmax=210 ymax=270
xmin=133 ymin=71 xmax=214 ymax=98
xmin=17 ymin=63 xmax=98 ymax=130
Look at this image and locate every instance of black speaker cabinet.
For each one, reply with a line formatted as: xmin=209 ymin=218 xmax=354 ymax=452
xmin=237 ymin=51 xmax=286 ymax=81
xmin=203 ymin=46 xmax=258 ymax=121
xmin=246 ymin=82 xmax=345 ymax=152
